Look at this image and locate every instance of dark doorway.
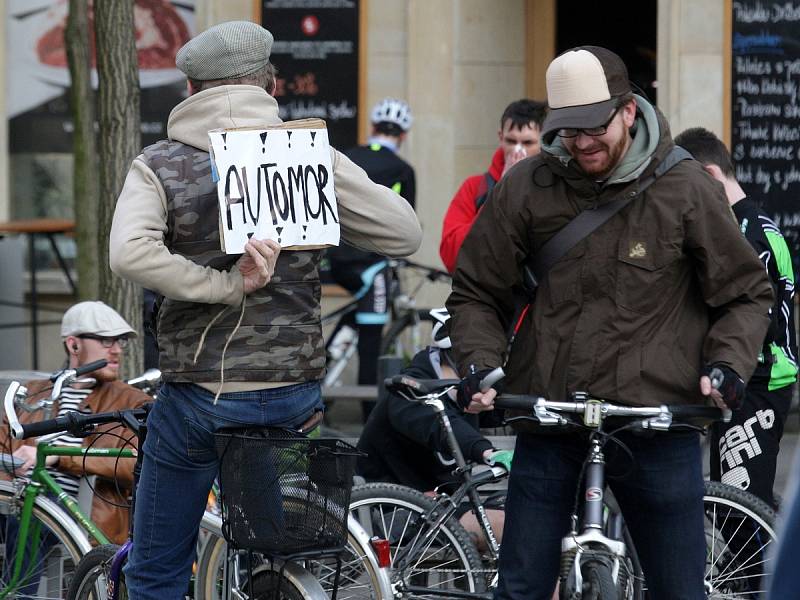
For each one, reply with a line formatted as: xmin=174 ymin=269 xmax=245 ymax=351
xmin=556 ymin=1 xmax=658 ymax=103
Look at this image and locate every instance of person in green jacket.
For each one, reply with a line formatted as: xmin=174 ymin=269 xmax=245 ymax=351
xmin=676 ymin=126 xmax=798 ymax=509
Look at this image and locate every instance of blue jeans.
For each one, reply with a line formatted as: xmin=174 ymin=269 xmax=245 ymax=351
xmin=495 ymin=430 xmax=705 ymax=600
xmin=124 ymin=381 xmax=324 ymax=600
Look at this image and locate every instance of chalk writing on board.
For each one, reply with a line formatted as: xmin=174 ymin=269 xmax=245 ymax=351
xmin=731 ymin=1 xmax=800 ymax=269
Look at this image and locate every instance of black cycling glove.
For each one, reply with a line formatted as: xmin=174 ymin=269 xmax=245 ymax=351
xmin=702 ymin=364 xmax=746 ymax=410
xmin=457 ymin=365 xmax=498 ymax=409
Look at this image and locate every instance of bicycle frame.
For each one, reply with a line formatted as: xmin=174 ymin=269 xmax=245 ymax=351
xmin=378 ymin=391 xmax=506 ymax=599
xmin=2 ymin=443 xmax=134 ymax=599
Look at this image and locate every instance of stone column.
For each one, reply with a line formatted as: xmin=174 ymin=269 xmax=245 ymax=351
xmin=657 ymin=0 xmax=726 ymax=139
xmin=0 ymin=0 xmax=8 ymax=221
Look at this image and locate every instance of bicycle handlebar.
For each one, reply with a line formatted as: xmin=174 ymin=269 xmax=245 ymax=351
xmin=11 ymin=407 xmax=149 ymax=440
xmin=4 ymin=360 xmax=112 ymax=439
xmin=384 ymin=372 xmax=729 ymax=430
xmin=48 ymin=359 xmax=108 ymax=383
xmin=494 ymin=394 xmax=728 ymax=430
xmin=388 ymin=258 xmax=451 ymax=282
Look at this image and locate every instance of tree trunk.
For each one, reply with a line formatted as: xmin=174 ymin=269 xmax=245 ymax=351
xmin=94 ymin=0 xmax=143 ymax=378
xmin=65 ymin=0 xmax=99 ymax=301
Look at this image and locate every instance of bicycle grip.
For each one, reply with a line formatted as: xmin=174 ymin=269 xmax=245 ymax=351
xmin=75 ymin=360 xmax=108 ymax=377
xmin=493 ymin=395 xmax=537 ymax=412
xmin=18 ymin=415 xmax=74 ymax=439
xmin=479 ymin=367 xmax=505 ymax=392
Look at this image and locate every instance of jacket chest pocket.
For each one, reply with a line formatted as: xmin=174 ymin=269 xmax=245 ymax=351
xmin=615 ymin=237 xmax=679 ymax=314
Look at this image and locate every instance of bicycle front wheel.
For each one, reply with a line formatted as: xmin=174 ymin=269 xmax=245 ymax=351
xmin=66 ymin=544 xmax=124 ymax=600
xmin=579 ymin=556 xmax=616 ymax=600
xmin=0 ymin=481 xmax=91 ymax=599
xmin=350 ymin=483 xmax=487 ymax=597
xmin=703 ymin=480 xmax=776 ymax=598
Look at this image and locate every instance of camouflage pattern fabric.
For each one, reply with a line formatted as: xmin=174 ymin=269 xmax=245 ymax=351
xmin=141 ymin=140 xmax=325 ymax=383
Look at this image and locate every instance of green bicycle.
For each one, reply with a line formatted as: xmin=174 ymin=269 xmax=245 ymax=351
xmin=0 ymin=359 xmax=137 ymax=599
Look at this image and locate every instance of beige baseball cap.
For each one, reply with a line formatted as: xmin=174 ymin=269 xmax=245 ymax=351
xmin=61 ymin=302 xmax=137 ymax=339
xmin=176 ymin=21 xmax=274 ymax=81
xmin=541 ymin=46 xmax=632 ymax=139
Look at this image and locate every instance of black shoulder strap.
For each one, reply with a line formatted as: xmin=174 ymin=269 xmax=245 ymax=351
xmin=523 ymin=146 xmax=692 ymax=292
xmin=474 ymin=172 xmax=497 ymax=210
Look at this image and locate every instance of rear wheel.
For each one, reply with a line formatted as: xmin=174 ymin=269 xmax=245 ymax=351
xmin=703 ymin=480 xmax=776 ymax=598
xmin=625 ymin=481 xmax=777 ymax=597
xmin=0 ymin=482 xmax=90 ymax=599
xmin=350 ymin=483 xmax=487 ymax=597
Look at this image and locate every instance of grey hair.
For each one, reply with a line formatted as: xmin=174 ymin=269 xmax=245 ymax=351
xmin=189 ymin=62 xmax=277 ymax=94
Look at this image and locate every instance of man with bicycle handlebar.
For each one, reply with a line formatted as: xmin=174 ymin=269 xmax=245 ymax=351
xmin=448 ymin=46 xmax=773 ymax=599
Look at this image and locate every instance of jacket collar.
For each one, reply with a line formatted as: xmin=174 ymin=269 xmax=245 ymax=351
xmin=167 ymin=85 xmax=283 ymax=152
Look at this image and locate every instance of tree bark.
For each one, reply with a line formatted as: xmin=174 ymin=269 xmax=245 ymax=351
xmin=65 ymin=0 xmax=99 ymax=300
xmin=94 ymin=0 xmax=143 ymax=377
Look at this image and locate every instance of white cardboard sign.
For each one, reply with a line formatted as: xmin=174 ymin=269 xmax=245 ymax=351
xmin=208 ymin=126 xmax=340 ymax=254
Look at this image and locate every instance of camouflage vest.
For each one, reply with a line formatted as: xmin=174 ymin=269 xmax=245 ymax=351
xmin=141 ymin=140 xmax=326 ymax=384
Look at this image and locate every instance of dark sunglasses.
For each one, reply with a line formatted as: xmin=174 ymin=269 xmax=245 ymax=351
xmin=78 ymin=334 xmax=129 ymax=349
xmin=557 ymin=106 xmax=622 ymax=138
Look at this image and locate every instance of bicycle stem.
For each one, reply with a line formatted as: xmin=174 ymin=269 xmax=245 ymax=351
xmin=581 ymin=439 xmax=606 ymax=532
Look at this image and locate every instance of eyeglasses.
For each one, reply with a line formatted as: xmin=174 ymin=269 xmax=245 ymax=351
xmin=78 ymin=334 xmax=129 ymax=349
xmin=557 ymin=107 xmax=621 ymax=138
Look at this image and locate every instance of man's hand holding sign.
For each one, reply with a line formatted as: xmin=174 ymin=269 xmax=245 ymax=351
xmin=238 ymin=238 xmax=282 ymax=293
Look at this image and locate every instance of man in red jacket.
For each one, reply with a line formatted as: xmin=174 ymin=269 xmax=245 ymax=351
xmin=439 ymin=99 xmax=547 ymax=273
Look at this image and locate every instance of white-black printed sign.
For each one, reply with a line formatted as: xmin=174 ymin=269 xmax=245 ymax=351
xmin=208 ymin=126 xmax=340 ymax=254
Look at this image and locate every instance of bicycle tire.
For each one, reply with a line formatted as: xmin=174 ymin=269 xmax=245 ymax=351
xmin=0 ymin=481 xmax=90 ymax=599
xmin=703 ymin=480 xmax=776 ymax=598
xmin=350 ymin=482 xmax=487 ymax=597
xmin=66 ymin=544 xmax=124 ymax=600
xmin=623 ymin=480 xmax=777 ymax=598
xmin=247 ymin=569 xmax=307 ymax=600
xmin=579 ymin=556 xmax=617 ymax=600
xmin=380 ymin=310 xmax=437 ymax=358
xmin=195 ymin=527 xmax=380 ymax=599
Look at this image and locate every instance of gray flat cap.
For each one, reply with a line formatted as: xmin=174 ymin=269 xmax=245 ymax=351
xmin=176 ymin=21 xmax=274 ymax=81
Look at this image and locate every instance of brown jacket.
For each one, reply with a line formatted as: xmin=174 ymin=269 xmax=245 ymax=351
xmin=0 ymin=379 xmax=150 ymax=544
xmin=448 ymin=101 xmax=773 ymax=407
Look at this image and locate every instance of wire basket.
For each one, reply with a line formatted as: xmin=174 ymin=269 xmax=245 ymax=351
xmin=214 ymin=427 xmax=360 ymax=555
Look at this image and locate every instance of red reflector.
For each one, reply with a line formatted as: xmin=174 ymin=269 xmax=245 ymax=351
xmin=370 ymin=536 xmax=391 ymax=568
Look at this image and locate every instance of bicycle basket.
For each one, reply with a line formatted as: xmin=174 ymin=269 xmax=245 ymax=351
xmin=214 ymin=428 xmax=360 ymax=555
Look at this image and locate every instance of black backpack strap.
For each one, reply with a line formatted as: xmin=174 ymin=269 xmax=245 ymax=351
xmin=474 ymin=172 xmax=497 ymax=210
xmin=523 ymin=145 xmax=692 ymax=292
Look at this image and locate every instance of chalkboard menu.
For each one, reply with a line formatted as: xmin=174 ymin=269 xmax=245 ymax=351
xmin=261 ymin=0 xmax=360 ymax=150
xmin=731 ymin=1 xmax=800 ymax=269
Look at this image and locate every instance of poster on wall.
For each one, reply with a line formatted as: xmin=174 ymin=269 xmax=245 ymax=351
xmin=261 ymin=0 xmax=360 ymax=150
xmin=731 ymin=0 xmax=800 ymax=271
xmin=6 ymin=0 xmax=194 ymax=153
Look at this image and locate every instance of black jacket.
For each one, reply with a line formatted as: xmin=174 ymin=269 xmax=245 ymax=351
xmin=328 ymin=143 xmax=416 ymax=276
xmin=356 ymin=348 xmax=499 ymax=492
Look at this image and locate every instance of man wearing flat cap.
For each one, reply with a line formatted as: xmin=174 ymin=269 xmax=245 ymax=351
xmin=447 ymin=46 xmax=772 ymax=598
xmin=109 ymin=20 xmax=422 ymax=599
xmin=0 ymin=302 xmax=148 ymax=560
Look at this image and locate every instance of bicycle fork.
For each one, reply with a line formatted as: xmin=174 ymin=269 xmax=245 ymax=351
xmin=560 ymin=439 xmax=628 ymax=598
